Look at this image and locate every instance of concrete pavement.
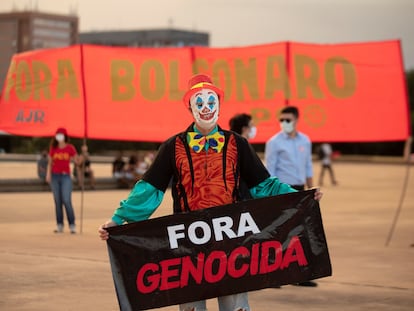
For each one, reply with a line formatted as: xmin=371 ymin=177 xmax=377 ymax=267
xmin=0 ymin=160 xmax=413 ymax=310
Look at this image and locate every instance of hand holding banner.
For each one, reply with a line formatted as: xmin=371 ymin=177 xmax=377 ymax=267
xmin=106 ymin=190 xmax=332 ymax=310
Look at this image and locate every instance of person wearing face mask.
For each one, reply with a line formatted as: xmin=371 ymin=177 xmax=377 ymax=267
xmin=46 ymin=128 xmax=79 ymax=234
xmin=229 ymin=113 xmax=256 ymax=140
xmin=228 ymin=113 xmax=257 ymax=202
xmin=264 ymin=106 xmax=317 ymax=287
xmin=98 ymin=75 xmax=322 ymax=311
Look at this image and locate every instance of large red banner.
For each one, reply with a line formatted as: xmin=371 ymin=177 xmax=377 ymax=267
xmin=0 ymin=40 xmax=410 ymax=142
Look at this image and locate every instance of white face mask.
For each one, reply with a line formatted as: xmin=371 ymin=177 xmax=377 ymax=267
xmin=190 ymin=89 xmax=219 ymax=131
xmin=55 ymin=133 xmax=65 ymax=142
xmin=280 ymin=121 xmax=295 ymax=134
xmin=247 ymin=126 xmax=257 ymax=139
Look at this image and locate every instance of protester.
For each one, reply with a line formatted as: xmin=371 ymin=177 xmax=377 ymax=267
xmin=229 ymin=113 xmax=256 ymax=140
xmin=229 ymin=113 xmax=256 ymax=200
xmin=46 ymin=127 xmax=79 ymax=234
xmin=99 ymin=74 xmax=323 ymax=311
xmin=75 ymin=144 xmax=96 ymax=189
xmin=37 ymin=149 xmax=49 ymax=183
xmin=318 ymin=143 xmax=338 ymax=186
xmin=264 ymin=106 xmax=318 ymax=287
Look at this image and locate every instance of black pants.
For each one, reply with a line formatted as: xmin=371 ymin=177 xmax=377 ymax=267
xmin=319 ymin=164 xmax=336 ymax=185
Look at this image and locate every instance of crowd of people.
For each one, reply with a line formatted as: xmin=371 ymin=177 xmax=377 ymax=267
xmin=111 ymin=151 xmax=155 ymax=188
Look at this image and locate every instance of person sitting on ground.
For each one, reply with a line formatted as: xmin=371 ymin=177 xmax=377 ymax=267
xmin=124 ymin=154 xmax=141 ymax=187
xmin=112 ymin=152 xmax=128 ymax=188
xmin=136 ymin=152 xmax=155 ymax=177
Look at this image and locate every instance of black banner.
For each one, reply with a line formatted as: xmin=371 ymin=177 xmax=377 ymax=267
xmin=106 ymin=190 xmax=332 ymax=311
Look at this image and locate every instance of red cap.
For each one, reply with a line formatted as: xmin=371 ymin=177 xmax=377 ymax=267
xmin=182 ymin=74 xmax=224 ymax=107
xmin=56 ymin=127 xmax=67 ymax=135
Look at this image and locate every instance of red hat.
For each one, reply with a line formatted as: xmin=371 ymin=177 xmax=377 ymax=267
xmin=182 ymin=74 xmax=224 ymax=107
xmin=56 ymin=127 xmax=68 ymax=135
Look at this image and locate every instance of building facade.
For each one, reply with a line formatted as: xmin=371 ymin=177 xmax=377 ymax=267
xmin=0 ymin=11 xmax=78 ymax=88
xmin=79 ymin=29 xmax=209 ymax=47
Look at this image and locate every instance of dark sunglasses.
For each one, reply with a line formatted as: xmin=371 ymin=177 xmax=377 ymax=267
xmin=279 ymin=118 xmax=293 ymax=123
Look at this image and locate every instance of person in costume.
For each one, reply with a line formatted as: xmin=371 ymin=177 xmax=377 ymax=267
xmin=99 ymin=74 xmax=323 ymax=311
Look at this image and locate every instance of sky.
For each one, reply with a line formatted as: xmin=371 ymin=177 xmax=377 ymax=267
xmin=1 ymin=0 xmax=413 ymax=70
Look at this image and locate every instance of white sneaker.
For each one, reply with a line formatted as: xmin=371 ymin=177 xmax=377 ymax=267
xmin=54 ymin=224 xmax=63 ymax=233
xmin=69 ymin=224 xmax=76 ymax=234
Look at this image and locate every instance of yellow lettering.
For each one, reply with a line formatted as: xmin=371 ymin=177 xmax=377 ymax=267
xmin=32 ymin=61 xmax=52 ymax=100
xmin=265 ymin=55 xmax=290 ymax=100
xmin=140 ymin=60 xmax=165 ymax=101
xmin=4 ymin=60 xmax=17 ymax=101
xmin=250 ymin=108 xmax=271 ymax=125
xmin=15 ymin=61 xmax=32 ymax=101
xmin=192 ymin=58 xmax=209 ymax=74
xmin=234 ymin=58 xmax=260 ymax=101
xmin=295 ymin=55 xmax=324 ymax=99
xmin=325 ymin=57 xmax=356 ymax=98
xmin=56 ymin=60 xmax=80 ymax=99
xmin=169 ymin=61 xmax=184 ymax=101
xmin=212 ymin=59 xmax=232 ymax=100
xmin=303 ymin=105 xmax=327 ymax=128
xmin=111 ymin=60 xmax=136 ymax=101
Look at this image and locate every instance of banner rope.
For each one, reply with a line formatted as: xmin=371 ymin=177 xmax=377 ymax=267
xmin=385 ymin=137 xmax=412 ymax=246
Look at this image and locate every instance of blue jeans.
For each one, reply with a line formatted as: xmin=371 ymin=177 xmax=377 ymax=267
xmin=51 ymin=173 xmax=75 ymax=226
xmin=179 ymin=293 xmax=250 ymax=311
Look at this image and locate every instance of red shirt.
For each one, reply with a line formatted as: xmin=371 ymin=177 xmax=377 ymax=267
xmin=49 ymin=144 xmax=77 ymax=174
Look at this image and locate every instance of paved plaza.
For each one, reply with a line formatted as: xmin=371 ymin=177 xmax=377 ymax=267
xmin=0 ymin=160 xmax=413 ymax=310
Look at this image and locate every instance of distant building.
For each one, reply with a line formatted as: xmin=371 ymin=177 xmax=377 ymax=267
xmin=0 ymin=11 xmax=78 ymax=88
xmin=79 ymin=29 xmax=209 ymax=47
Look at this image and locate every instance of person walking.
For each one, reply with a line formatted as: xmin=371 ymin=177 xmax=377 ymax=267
xmin=46 ymin=127 xmax=79 ymax=234
xmin=265 ymin=106 xmax=318 ymax=287
xmin=99 ymin=74 xmax=323 ymax=311
xmin=318 ymin=143 xmax=337 ymax=186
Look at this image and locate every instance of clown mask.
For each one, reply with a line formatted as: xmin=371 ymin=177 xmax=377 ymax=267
xmin=190 ymin=89 xmax=220 ymax=131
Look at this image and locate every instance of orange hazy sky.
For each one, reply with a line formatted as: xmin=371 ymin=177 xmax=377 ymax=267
xmin=1 ymin=0 xmax=413 ymax=70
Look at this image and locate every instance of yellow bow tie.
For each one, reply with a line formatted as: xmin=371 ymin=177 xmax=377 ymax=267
xmin=187 ymin=131 xmax=225 ymax=153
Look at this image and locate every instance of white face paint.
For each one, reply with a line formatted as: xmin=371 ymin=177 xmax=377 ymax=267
xmin=190 ymin=89 xmax=220 ymax=130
